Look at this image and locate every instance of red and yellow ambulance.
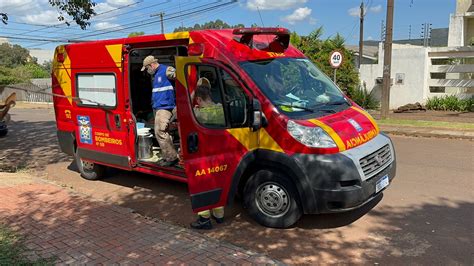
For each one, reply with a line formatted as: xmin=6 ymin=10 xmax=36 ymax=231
xmin=52 ymin=28 xmax=396 ymax=228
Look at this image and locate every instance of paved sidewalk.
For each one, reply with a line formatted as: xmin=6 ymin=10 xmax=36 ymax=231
xmin=0 ymin=174 xmax=280 ymax=265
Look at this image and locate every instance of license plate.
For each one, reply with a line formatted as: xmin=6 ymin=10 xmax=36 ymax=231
xmin=375 ymin=175 xmax=390 ymax=193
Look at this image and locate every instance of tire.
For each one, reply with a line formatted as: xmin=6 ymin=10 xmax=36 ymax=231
xmin=243 ymin=169 xmax=302 ymax=228
xmin=74 ymin=149 xmax=106 ymax=180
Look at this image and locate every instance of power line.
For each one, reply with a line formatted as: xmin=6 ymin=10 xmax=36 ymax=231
xmin=19 ymin=0 xmax=143 ymax=35
xmin=3 ymin=0 xmax=237 ymax=45
xmin=21 ymin=0 xmax=198 ymax=48
xmin=75 ymin=0 xmax=237 ymax=39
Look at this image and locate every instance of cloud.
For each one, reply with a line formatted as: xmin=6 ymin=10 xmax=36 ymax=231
xmin=282 ymin=7 xmax=312 ymax=25
xmin=348 ymin=4 xmax=383 ymax=17
xmin=106 ymin=0 xmax=135 ymax=6
xmin=95 ymin=21 xmax=122 ymax=30
xmin=22 ymin=10 xmax=61 ymax=25
xmin=348 ymin=7 xmax=361 ymax=17
xmin=246 ymin=0 xmax=307 ymax=11
xmin=369 ymin=5 xmax=383 ymax=13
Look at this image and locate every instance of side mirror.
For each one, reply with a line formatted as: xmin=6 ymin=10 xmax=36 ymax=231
xmin=250 ymin=98 xmax=266 ymax=132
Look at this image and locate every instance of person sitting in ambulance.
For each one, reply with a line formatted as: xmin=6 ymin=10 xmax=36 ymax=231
xmin=190 ymin=84 xmax=225 ymax=230
xmin=192 ymin=84 xmax=225 ymax=127
xmin=141 ymin=55 xmax=179 ymax=167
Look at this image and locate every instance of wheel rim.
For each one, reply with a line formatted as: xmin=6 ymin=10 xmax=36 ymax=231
xmin=255 ymin=182 xmax=290 ymax=218
xmin=81 ymin=159 xmax=94 ymax=171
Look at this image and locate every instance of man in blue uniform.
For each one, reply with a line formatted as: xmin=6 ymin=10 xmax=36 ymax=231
xmin=141 ymin=55 xmax=178 ymax=166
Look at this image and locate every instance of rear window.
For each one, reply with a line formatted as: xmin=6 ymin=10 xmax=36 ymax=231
xmin=77 ymin=74 xmax=116 ymax=107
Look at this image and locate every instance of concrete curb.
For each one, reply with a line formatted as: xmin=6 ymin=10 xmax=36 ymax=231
xmin=380 ymin=126 xmax=474 ymax=140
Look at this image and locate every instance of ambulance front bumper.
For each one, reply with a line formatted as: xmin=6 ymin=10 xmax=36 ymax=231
xmin=292 ymin=133 xmax=396 ymax=213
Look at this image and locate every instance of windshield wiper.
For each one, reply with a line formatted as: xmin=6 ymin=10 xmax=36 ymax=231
xmin=325 ymin=100 xmax=350 ymax=106
xmin=309 ymin=100 xmax=348 ymax=114
xmin=277 ymin=104 xmax=314 ymax=113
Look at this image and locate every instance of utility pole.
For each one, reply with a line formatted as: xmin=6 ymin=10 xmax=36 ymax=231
xmin=381 ymin=0 xmax=394 ymax=119
xmin=160 ymin=12 xmax=165 ymax=34
xmin=150 ymin=12 xmax=165 ymax=34
xmin=358 ymin=1 xmax=364 ymax=69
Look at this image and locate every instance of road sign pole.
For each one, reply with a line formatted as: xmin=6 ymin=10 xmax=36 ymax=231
xmin=334 ymin=69 xmax=337 ymax=83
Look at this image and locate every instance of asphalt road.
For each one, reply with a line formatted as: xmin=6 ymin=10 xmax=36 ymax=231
xmin=2 ymin=106 xmax=473 ymax=264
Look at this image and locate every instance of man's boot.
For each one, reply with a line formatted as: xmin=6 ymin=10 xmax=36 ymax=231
xmin=190 ymin=216 xmax=212 ymax=230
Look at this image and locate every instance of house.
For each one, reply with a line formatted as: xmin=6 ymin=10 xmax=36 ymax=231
xmin=359 ymin=0 xmax=473 ymax=109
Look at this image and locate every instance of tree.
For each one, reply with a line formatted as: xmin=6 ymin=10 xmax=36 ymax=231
xmin=42 ymin=60 xmax=53 ymax=74
xmin=128 ymin=31 xmax=145 ymax=37
xmin=173 ymin=19 xmax=245 ymax=32
xmin=0 ymin=43 xmax=32 ymax=67
xmin=291 ymin=28 xmax=359 ymax=97
xmin=1 ymin=0 xmax=96 ymax=29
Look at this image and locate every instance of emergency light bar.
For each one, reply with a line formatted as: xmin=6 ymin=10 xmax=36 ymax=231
xmin=233 ymin=27 xmax=290 ymax=50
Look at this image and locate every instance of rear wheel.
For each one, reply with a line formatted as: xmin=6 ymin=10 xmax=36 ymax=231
xmin=244 ymin=170 xmax=302 ymax=228
xmin=74 ymin=149 xmax=105 ymax=180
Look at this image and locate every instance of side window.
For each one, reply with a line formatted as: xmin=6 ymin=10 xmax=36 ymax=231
xmin=77 ymin=74 xmax=116 ymax=107
xmin=220 ymin=69 xmax=248 ymax=127
xmin=186 ymin=65 xmax=248 ymax=129
xmin=190 ymin=66 xmax=226 ymax=128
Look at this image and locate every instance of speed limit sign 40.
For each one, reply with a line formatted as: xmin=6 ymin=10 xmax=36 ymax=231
xmin=330 ymin=50 xmax=343 ymax=68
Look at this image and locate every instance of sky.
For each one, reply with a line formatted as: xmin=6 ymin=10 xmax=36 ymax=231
xmin=0 ymin=0 xmax=457 ymax=51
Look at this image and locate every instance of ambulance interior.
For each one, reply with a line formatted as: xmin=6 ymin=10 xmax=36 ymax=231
xmin=128 ymin=46 xmax=187 ymax=166
xmin=128 ymin=44 xmax=248 ymax=167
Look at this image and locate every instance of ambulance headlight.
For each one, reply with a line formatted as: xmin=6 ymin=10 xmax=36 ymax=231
xmin=287 ymin=120 xmax=337 ymax=148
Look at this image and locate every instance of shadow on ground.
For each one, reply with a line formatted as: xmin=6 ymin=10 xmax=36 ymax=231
xmin=0 ymin=118 xmax=70 ymax=172
xmin=108 ymin=174 xmax=473 ymax=264
xmin=4 ymin=180 xmax=472 ymax=264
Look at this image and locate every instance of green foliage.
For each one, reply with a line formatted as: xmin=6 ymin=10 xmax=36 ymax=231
xmin=0 ymin=66 xmax=25 ymax=86
xmin=350 ymin=85 xmax=379 ymax=110
xmin=128 ymin=31 xmax=145 ymax=37
xmin=18 ymin=64 xmax=50 ymax=79
xmin=173 ymin=19 xmax=245 ymax=32
xmin=48 ymin=0 xmax=96 ymax=30
xmin=0 ymin=13 xmax=7 ymax=25
xmin=291 ymin=27 xmax=359 ymax=97
xmin=426 ymin=95 xmax=474 ymax=112
xmin=0 ymin=43 xmax=50 ymax=85
xmin=0 ymin=43 xmax=32 ymax=67
xmin=42 ymin=60 xmax=53 ymax=74
xmin=0 ymin=224 xmax=55 ymax=264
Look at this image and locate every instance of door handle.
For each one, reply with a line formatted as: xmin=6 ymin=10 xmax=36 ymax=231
xmin=187 ymin=132 xmax=198 ymax=153
xmin=114 ymin=114 xmax=121 ymax=129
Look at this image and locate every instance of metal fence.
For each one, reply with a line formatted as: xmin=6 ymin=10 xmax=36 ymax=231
xmin=0 ymin=79 xmax=53 ymax=103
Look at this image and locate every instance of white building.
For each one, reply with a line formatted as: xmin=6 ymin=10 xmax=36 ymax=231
xmin=360 ymin=0 xmax=473 ymax=109
xmin=29 ymin=49 xmax=54 ymax=65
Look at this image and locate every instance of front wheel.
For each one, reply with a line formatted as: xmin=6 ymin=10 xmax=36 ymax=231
xmin=244 ymin=170 xmax=302 ymax=228
xmin=74 ymin=149 xmax=105 ymax=180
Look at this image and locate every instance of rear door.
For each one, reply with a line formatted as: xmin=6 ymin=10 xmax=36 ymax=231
xmin=175 ymin=56 xmax=252 ymax=212
xmin=72 ymin=44 xmax=132 ymax=170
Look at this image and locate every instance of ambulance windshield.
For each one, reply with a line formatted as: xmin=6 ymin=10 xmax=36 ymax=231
xmin=240 ymin=58 xmax=350 ymax=115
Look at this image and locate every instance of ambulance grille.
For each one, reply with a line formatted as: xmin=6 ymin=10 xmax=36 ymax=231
xmin=359 ymin=144 xmax=392 ymax=179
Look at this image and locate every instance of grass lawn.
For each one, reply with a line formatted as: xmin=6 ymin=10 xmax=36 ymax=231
xmin=376 ymin=119 xmax=474 ymax=130
xmin=0 ymin=224 xmax=54 ymax=265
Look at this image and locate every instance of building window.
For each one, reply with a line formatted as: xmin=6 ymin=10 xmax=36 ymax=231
xmin=429 ymin=87 xmax=445 ymax=93
xmin=77 ymin=74 xmax=116 ymax=107
xmin=395 ymin=73 xmax=405 ymax=85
